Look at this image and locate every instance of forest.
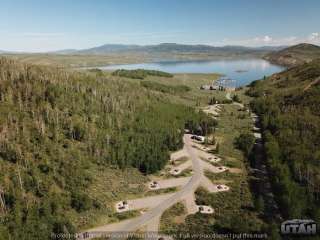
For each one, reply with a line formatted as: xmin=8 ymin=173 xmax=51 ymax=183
xmin=0 ymin=58 xmax=213 ymax=239
xmin=140 ymin=81 xmax=191 ymax=94
xmin=112 ymin=69 xmax=173 ymax=79
xmin=247 ymin=59 xmax=320 ymax=225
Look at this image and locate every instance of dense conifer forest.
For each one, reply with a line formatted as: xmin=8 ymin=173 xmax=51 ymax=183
xmin=0 ymin=58 xmax=213 ymax=239
xmin=247 ymin=59 xmax=320 ymax=223
xmin=112 ymin=69 xmax=173 ymax=79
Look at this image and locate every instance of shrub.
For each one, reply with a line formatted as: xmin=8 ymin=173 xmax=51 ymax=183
xmin=112 ymin=69 xmax=173 ymax=79
xmin=235 ymin=133 xmax=255 ymax=157
xmin=71 ymin=192 xmax=92 ymax=212
xmin=0 ymin=143 xmax=20 ymax=163
xmin=232 ymin=94 xmax=241 ymax=103
xmin=140 ymin=81 xmax=190 ymax=94
xmin=221 ymin=99 xmax=233 ymax=104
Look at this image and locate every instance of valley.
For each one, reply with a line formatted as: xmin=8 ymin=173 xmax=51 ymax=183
xmin=1 ymin=1 xmax=320 ymax=239
xmin=0 ymin=43 xmax=320 ymax=240
xmin=1 ymin=43 xmax=280 ymax=68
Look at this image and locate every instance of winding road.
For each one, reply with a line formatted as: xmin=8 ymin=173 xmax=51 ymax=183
xmin=79 ymin=93 xmax=242 ymax=239
xmin=79 ymin=134 xmax=205 ymax=239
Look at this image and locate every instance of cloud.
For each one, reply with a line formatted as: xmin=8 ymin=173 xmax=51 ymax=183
xmin=219 ymin=33 xmax=320 ymax=46
xmin=263 ymin=35 xmax=272 ymax=43
xmin=309 ymin=32 xmax=319 ymax=41
xmin=21 ymin=32 xmax=64 ymax=37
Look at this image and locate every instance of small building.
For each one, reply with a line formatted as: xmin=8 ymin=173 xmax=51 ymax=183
xmin=217 ymin=166 xmax=228 ymax=172
xmin=200 ymin=85 xmax=220 ymax=91
xmin=191 ymin=135 xmax=205 ymax=143
xmin=170 ymin=168 xmax=182 ymax=176
xmin=148 ymin=181 xmax=160 ymax=190
xmin=115 ymin=200 xmax=130 ymax=212
xmin=225 ymin=87 xmax=236 ymax=91
xmin=210 ymin=85 xmax=219 ymax=90
xmin=216 ymin=184 xmax=230 ymax=192
xmin=197 ymin=205 xmax=214 ymax=214
xmin=254 ymin=132 xmax=262 ymax=139
xmin=200 ymin=85 xmax=211 ymax=90
xmin=208 ymin=155 xmax=221 ymax=163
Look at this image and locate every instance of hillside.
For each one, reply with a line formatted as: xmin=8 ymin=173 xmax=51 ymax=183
xmin=264 ymin=43 xmax=320 ymax=67
xmin=0 ymin=44 xmax=285 ymax=68
xmin=0 ymin=44 xmax=285 ymax=57
xmin=247 ymin=59 xmax=320 ymax=223
xmin=76 ymin=43 xmax=273 ymax=56
xmin=0 ymin=58 xmax=214 ymax=239
xmin=48 ymin=49 xmax=78 ymax=54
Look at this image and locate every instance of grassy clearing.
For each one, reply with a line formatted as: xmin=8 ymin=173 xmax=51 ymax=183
xmin=141 ymin=81 xmax=191 ymax=94
xmin=73 ymin=144 xmax=190 ymax=230
xmin=144 ymin=187 xmax=178 ymax=197
xmin=3 ymin=53 xmax=148 ymax=67
xmin=146 ymin=73 xmax=227 ymax=106
xmin=160 ymin=96 xmax=265 ymax=235
xmin=162 ymin=167 xmax=193 ymax=179
xmin=193 ymin=101 xmax=264 ymax=233
xmin=160 ymin=202 xmax=187 ymax=235
xmin=177 ymin=168 xmax=193 ymax=177
xmin=69 ymin=167 xmax=148 ymax=229
xmin=231 ymin=87 xmax=252 ymax=105
xmin=194 ymin=184 xmax=265 ymax=233
xmin=109 ymin=72 xmax=226 ymax=107
xmin=171 ymin=156 xmax=189 ymax=165
xmin=114 ymin=210 xmax=141 ymax=222
xmin=215 ymin=104 xmax=252 ymax=161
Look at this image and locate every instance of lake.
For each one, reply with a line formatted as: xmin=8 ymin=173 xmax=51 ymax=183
xmin=98 ymin=59 xmax=284 ymax=87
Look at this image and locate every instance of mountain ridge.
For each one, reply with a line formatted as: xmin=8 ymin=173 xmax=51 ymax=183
xmin=0 ymin=43 xmax=288 ymax=55
xmin=263 ymin=43 xmax=320 ymax=67
xmin=74 ymin=43 xmax=286 ymax=55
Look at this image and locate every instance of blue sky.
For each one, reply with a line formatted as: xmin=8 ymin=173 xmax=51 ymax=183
xmin=1 ymin=0 xmax=319 ymax=52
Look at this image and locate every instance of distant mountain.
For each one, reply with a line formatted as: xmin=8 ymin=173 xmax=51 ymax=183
xmin=74 ymin=43 xmax=272 ymax=55
xmin=264 ymin=43 xmax=320 ymax=67
xmin=77 ymin=44 xmax=142 ymax=54
xmin=143 ymin=43 xmax=251 ymax=53
xmin=49 ymin=49 xmax=78 ymax=54
xmin=0 ymin=44 xmax=289 ymax=58
xmin=254 ymin=45 xmax=287 ymax=51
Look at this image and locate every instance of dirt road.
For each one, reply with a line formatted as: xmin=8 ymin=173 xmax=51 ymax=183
xmin=79 ymin=96 xmax=235 ymax=239
xmin=79 ymin=134 xmax=204 ymax=239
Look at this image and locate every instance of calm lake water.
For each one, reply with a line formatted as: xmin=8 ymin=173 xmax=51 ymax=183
xmin=99 ymin=59 xmax=284 ymax=87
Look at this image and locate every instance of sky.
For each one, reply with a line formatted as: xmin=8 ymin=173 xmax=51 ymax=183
xmin=1 ymin=0 xmax=320 ymax=52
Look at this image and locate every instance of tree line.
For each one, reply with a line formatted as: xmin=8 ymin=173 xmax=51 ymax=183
xmin=0 ymin=58 xmax=214 ymax=239
xmin=247 ymin=60 xmax=320 ymax=225
xmin=112 ymin=69 xmax=173 ymax=79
